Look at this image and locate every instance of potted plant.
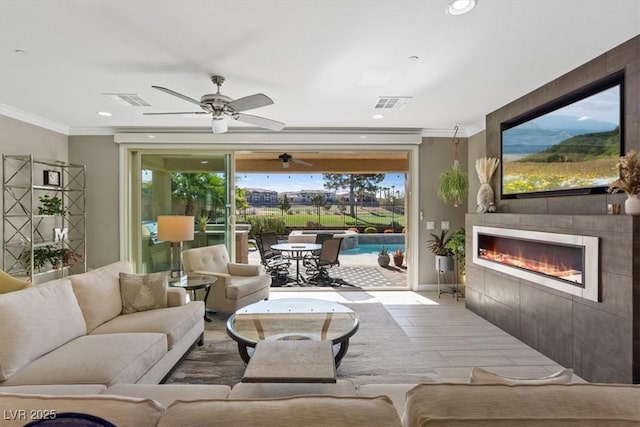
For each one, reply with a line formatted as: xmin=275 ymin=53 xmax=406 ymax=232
xmin=437 ymin=126 xmax=469 ymax=208
xmin=197 ymin=215 xmax=209 ymax=232
xmin=377 ymin=245 xmax=390 ymax=267
xmin=446 ymin=227 xmax=466 ymax=282
xmin=608 ymin=149 xmax=640 ymax=215
xmin=427 ymin=230 xmax=454 ymax=272
xmin=392 ymin=248 xmax=404 ymax=267
xmin=37 ymin=195 xmax=66 ymax=215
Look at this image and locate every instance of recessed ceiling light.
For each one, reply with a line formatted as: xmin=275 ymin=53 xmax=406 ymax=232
xmin=408 ymin=55 xmax=419 ymax=62
xmin=446 ymin=0 xmax=477 ymax=15
xmin=372 ymin=114 xmax=384 ymax=120
xmin=97 ymin=111 xmax=112 ymax=117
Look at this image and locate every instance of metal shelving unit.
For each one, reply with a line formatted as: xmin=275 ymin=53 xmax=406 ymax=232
xmin=2 ymin=155 xmax=86 ymax=283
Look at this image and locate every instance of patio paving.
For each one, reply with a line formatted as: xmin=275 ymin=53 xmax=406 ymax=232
xmin=247 ymin=248 xmax=407 ymax=288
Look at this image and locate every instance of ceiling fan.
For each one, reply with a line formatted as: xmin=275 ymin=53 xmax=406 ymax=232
xmin=144 ymin=75 xmax=285 ymax=134
xmin=278 ymin=153 xmax=313 ymax=169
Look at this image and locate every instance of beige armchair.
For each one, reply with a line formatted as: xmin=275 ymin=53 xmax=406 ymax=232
xmin=182 ymin=244 xmax=270 ymax=313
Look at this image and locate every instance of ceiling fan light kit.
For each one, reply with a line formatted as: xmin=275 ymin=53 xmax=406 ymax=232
xmin=146 ymin=75 xmax=285 ymax=134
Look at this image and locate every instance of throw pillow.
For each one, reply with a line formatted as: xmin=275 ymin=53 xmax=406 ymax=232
xmin=119 ymin=272 xmax=168 ymax=314
xmin=0 ymin=270 xmax=31 ymax=294
xmin=469 ymin=366 xmax=573 ymax=385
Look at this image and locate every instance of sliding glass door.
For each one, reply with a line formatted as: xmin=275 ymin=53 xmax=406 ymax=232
xmin=130 ymin=151 xmax=233 ymax=273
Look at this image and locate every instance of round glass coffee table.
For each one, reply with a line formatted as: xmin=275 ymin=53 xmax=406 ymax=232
xmin=226 ymin=298 xmax=359 ymax=367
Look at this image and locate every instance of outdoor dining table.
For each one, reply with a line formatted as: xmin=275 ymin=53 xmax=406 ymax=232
xmin=271 ymin=243 xmax=321 ymax=286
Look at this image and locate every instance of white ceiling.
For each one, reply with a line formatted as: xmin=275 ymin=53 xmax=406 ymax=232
xmin=1 ymin=1 xmax=638 ymax=136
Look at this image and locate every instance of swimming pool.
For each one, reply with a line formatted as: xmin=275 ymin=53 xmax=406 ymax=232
xmin=341 ymin=243 xmax=405 ymax=255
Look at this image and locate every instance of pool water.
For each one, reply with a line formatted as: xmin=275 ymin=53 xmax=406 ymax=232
xmin=341 ymin=243 xmax=405 ymax=255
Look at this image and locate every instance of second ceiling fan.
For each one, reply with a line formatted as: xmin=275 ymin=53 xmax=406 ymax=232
xmin=145 ymin=75 xmax=285 ymax=134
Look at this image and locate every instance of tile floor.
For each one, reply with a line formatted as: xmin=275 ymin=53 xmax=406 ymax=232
xmin=269 ymin=289 xmax=584 ymax=383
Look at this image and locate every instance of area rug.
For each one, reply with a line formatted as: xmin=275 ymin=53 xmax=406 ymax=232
xmin=165 ymin=302 xmax=437 ymax=387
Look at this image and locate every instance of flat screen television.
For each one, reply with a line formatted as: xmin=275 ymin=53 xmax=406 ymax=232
xmin=501 ymin=73 xmax=624 ymax=199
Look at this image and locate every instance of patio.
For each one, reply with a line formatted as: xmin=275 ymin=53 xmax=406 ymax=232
xmin=247 ymin=246 xmax=407 ymax=288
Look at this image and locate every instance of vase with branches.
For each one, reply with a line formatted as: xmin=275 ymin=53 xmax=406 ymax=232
xmin=475 ymin=157 xmax=500 ymax=213
xmin=608 ymin=149 xmax=640 ymax=215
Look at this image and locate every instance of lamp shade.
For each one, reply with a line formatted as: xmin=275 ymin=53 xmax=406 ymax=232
xmin=157 ymin=216 xmax=194 ymax=242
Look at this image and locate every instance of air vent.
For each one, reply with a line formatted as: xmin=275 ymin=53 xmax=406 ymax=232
xmin=374 ymin=96 xmax=412 ymax=110
xmin=103 ymin=93 xmax=151 ymax=107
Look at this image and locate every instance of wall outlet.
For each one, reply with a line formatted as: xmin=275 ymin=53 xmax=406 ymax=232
xmin=441 ymin=221 xmax=450 ymax=230
xmin=426 ymin=221 xmax=435 ymax=230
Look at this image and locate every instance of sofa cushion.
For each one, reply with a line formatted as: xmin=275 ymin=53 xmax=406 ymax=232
xmin=0 ymin=392 xmax=162 ymax=427
xmin=0 ymin=280 xmax=86 ymax=381
xmin=403 ymin=383 xmax=640 ymax=426
xmin=159 ymin=396 xmax=402 ymax=427
xmin=119 ymin=271 xmax=168 ymax=314
xmin=0 ymin=385 xmax=106 ymax=395
xmin=229 ymin=380 xmax=357 ymax=399
xmin=357 ymin=383 xmax=417 ymax=416
xmin=69 ymin=261 xmax=131 ymax=331
xmin=469 ymin=366 xmax=574 ymax=385
xmin=226 ymin=274 xmax=271 ymax=299
xmin=104 ymin=383 xmax=230 ymax=408
xmin=1 ymin=333 xmax=167 ymax=386
xmin=90 ymin=301 xmax=204 ymax=349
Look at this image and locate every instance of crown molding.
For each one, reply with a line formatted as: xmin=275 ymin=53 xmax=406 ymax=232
xmin=465 ymin=118 xmax=486 ymax=137
xmin=0 ymin=104 xmax=69 ymax=135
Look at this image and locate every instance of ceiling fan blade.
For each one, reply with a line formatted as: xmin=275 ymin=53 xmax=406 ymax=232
xmin=143 ymin=111 xmax=208 ymax=115
xmin=235 ymin=113 xmax=285 ymax=131
xmin=292 ymin=159 xmax=313 ymax=167
xmin=152 ymin=86 xmax=206 ymax=107
xmin=227 ymin=93 xmax=274 ymax=112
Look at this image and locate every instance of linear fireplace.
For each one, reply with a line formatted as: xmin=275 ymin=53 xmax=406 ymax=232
xmin=472 ymin=226 xmax=599 ymax=302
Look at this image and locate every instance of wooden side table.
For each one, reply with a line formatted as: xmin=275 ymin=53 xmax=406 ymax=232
xmin=169 ymin=275 xmax=215 ymax=322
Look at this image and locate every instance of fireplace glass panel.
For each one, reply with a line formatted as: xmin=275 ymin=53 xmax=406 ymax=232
xmin=477 ymin=234 xmax=585 ymax=287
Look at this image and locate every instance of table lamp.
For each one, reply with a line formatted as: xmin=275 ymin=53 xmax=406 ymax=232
xmin=157 ymin=215 xmax=194 ymax=281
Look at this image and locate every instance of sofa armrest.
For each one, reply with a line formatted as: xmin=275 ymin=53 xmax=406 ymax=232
xmin=167 ymin=287 xmax=186 ymax=307
xmin=228 ymin=263 xmax=260 ymax=276
xmin=192 ymin=270 xmax=231 ymax=285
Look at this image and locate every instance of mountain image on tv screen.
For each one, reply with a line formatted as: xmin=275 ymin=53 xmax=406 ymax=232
xmin=502 ymin=84 xmax=621 ymax=196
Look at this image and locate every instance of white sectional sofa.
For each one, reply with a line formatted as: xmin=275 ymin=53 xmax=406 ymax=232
xmin=0 ymin=261 xmax=204 ymax=387
xmin=1 ymin=381 xmax=639 ymax=426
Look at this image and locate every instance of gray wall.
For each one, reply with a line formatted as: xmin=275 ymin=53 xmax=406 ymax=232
xmin=487 ymin=35 xmax=639 ymax=215
xmin=467 ymin=130 xmax=486 ymax=214
xmin=0 ymin=115 xmax=69 ymax=271
xmin=468 ymin=35 xmax=640 ymax=383
xmin=68 ymin=136 xmax=120 ymax=269
xmin=418 ymin=136 xmax=468 ymax=285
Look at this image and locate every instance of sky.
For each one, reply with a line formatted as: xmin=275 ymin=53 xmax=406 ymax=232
xmin=236 ymin=172 xmax=406 ymax=195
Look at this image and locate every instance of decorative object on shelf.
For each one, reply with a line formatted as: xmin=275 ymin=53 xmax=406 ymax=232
xmin=157 ymin=215 xmax=195 ymax=281
xmin=437 ymin=125 xmax=469 ymax=207
xmin=43 ymin=169 xmax=61 ymax=186
xmin=475 ymin=157 xmax=500 ymax=213
xmin=392 ymin=248 xmax=404 ymax=267
xmin=37 ymin=195 xmax=66 ymax=216
xmin=608 ymin=149 xmax=640 ymax=215
xmin=427 ymin=230 xmax=454 ymax=271
xmin=377 ymin=246 xmax=390 ymax=267
xmin=18 ymin=245 xmax=82 ymax=275
xmin=198 ymin=215 xmax=209 ymax=232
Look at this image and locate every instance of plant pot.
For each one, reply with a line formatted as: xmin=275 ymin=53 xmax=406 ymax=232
xmin=393 ymin=255 xmax=404 ymax=267
xmin=435 ymin=255 xmax=454 ymax=272
xmin=378 ymin=254 xmax=390 ymax=267
xmin=625 ymin=194 xmax=640 ymax=215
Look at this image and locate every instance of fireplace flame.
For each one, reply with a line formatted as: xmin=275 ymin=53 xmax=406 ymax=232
xmin=479 ymin=249 xmax=582 ymax=284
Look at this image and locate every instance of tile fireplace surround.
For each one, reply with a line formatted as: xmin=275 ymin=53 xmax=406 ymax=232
xmin=465 ymin=213 xmax=639 ymax=384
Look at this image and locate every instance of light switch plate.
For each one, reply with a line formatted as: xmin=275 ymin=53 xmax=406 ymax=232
xmin=426 ymin=221 xmax=435 ymax=230
xmin=441 ymin=221 xmax=450 ymax=230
